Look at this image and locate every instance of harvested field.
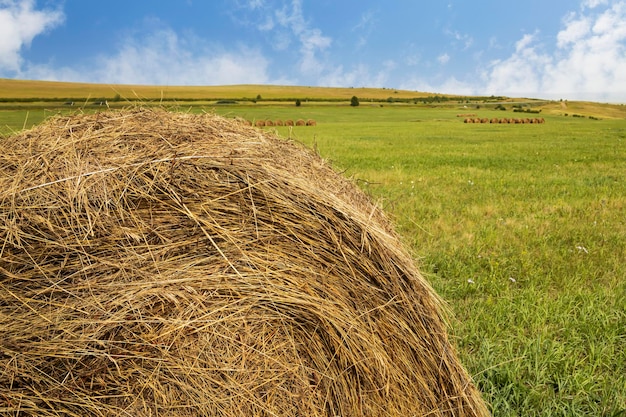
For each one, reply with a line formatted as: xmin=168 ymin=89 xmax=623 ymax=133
xmin=0 ymin=108 xmax=488 ymax=416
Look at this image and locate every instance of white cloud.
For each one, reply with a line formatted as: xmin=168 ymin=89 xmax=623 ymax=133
xmin=481 ymin=0 xmax=626 ymax=101
xmin=0 ymin=0 xmax=63 ymax=73
xmin=557 ymin=12 xmax=591 ymax=47
xmin=232 ymin=0 xmax=333 ymax=81
xmin=445 ymin=29 xmax=474 ymax=50
xmin=270 ymin=0 xmax=331 ymax=77
xmin=319 ymin=63 xmax=391 ymax=88
xmin=583 ymin=0 xmax=609 ymax=8
xmin=352 ymin=10 xmax=376 ymax=49
xmin=352 ymin=10 xmax=375 ymax=32
xmin=400 ymin=75 xmax=479 ymax=96
xmin=23 ymin=28 xmax=273 ymax=85
xmin=438 ymin=53 xmax=450 ymax=65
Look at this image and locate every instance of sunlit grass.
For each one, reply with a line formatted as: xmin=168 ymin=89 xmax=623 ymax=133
xmin=265 ymin=107 xmax=626 ymax=416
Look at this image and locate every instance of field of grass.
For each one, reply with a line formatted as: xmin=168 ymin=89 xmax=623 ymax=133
xmin=1 ymin=91 xmax=625 ymax=415
xmin=259 ymin=106 xmax=625 ymax=416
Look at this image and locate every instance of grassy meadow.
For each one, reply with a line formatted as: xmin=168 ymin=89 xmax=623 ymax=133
xmin=1 ymin=84 xmax=625 ymax=415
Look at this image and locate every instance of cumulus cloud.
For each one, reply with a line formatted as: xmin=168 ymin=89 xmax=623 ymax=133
xmin=0 ymin=0 xmax=63 ymax=74
xmin=23 ymin=28 xmax=273 ymax=85
xmin=482 ymin=0 xmax=626 ymax=101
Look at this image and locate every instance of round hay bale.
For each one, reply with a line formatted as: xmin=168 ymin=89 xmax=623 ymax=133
xmin=306 ymin=119 xmax=317 ymax=126
xmin=265 ymin=119 xmax=274 ymax=126
xmin=295 ymin=119 xmax=306 ymax=126
xmin=255 ymin=119 xmax=266 ymax=127
xmin=274 ymin=119 xmax=284 ymax=126
xmin=0 ymin=108 xmax=488 ymax=417
xmin=284 ymin=119 xmax=294 ymax=126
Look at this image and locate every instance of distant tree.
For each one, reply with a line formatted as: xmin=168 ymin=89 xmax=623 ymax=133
xmin=256 ymin=94 xmax=262 ymax=100
xmin=350 ymin=96 xmax=359 ymax=107
xmin=295 ymin=99 xmax=301 ymax=107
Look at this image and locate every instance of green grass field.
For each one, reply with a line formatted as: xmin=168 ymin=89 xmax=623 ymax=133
xmin=1 ymin=90 xmax=625 ymax=415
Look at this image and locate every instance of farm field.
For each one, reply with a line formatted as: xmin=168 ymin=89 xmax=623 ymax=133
xmin=1 ymin=86 xmax=625 ymax=415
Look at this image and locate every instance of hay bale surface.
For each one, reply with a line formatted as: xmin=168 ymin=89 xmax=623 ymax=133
xmin=0 ymin=108 xmax=488 ymax=416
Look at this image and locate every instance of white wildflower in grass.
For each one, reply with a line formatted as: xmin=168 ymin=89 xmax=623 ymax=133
xmin=467 ymin=279 xmax=475 ymax=284
xmin=576 ymin=245 xmax=589 ymax=254
xmin=509 ymin=277 xmax=517 ymax=283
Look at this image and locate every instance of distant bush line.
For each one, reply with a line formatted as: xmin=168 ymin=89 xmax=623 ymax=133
xmin=0 ymin=95 xmax=509 ymax=105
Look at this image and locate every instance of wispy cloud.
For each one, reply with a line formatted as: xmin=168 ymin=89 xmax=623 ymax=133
xmin=319 ymin=62 xmax=392 ymax=89
xmin=0 ymin=0 xmax=63 ymax=73
xmin=271 ymin=0 xmax=332 ymax=77
xmin=352 ymin=9 xmax=376 ymax=49
xmin=438 ymin=53 xmax=451 ymax=65
xmin=230 ymin=0 xmax=333 ymax=80
xmin=445 ymin=29 xmax=474 ymax=50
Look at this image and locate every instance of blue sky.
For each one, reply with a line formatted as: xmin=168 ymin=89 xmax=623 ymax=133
xmin=1 ymin=0 xmax=626 ymax=101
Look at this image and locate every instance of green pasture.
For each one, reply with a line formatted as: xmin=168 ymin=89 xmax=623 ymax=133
xmin=1 ymin=104 xmax=625 ymax=416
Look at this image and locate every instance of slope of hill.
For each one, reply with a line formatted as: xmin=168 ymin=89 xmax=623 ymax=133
xmin=0 ymin=78 xmax=436 ymax=101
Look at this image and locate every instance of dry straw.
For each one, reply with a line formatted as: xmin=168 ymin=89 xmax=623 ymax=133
xmin=0 ymin=108 xmax=489 ymax=416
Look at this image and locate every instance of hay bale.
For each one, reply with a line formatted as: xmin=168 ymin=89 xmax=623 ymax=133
xmin=0 ymin=108 xmax=488 ymax=417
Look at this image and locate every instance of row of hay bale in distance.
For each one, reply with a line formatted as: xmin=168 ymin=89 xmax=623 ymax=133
xmin=239 ymin=118 xmax=317 ymax=127
xmin=464 ymin=117 xmax=545 ymax=124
